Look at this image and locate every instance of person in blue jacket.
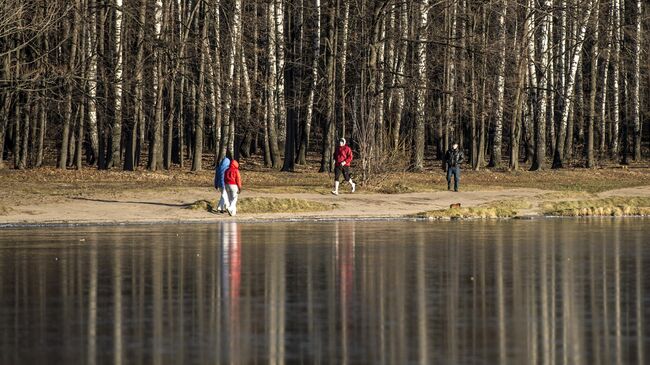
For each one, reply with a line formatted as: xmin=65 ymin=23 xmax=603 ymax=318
xmin=214 ymin=153 xmax=232 ymax=213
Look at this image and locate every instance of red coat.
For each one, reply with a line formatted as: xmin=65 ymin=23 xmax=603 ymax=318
xmin=334 ymin=145 xmax=353 ymax=166
xmin=224 ymin=160 xmax=242 ymax=189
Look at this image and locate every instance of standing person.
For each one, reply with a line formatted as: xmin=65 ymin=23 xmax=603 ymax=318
xmin=331 ymin=138 xmax=356 ymax=196
xmin=214 ymin=154 xmax=231 ymax=213
xmin=224 ymin=160 xmax=242 ymax=216
xmin=445 ymin=143 xmax=464 ymax=192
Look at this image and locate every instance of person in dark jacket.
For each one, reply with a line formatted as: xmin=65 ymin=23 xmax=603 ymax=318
xmin=331 ymin=138 xmax=356 ymax=195
xmin=214 ymin=154 xmax=231 ymax=213
xmin=445 ymin=143 xmax=464 ymax=192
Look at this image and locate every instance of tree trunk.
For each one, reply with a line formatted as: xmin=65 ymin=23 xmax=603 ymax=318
xmin=475 ymin=4 xmax=488 ymax=170
xmin=149 ymin=0 xmax=165 ymax=170
xmin=19 ymin=97 xmax=30 ymax=170
xmin=392 ymin=1 xmax=408 ymax=151
xmin=97 ymin=0 xmax=108 ymax=169
xmin=281 ymin=4 xmax=298 ymax=172
xmin=412 ymin=0 xmax=429 ymax=171
xmin=340 ymin=2 xmax=350 ymax=139
xmin=610 ymin=0 xmax=620 ymax=157
xmin=267 ymin=0 xmax=281 ymax=168
xmin=36 ymin=96 xmax=46 ymax=167
xmin=510 ymin=36 xmax=527 ymax=171
xmin=241 ymin=52 xmax=253 ymax=159
xmin=87 ymin=0 xmax=99 ymax=164
xmin=110 ymin=0 xmax=124 ymax=169
xmin=125 ymin=0 xmax=147 ymax=171
xmin=0 ymin=87 xmax=10 ymax=169
xmin=297 ymin=0 xmax=320 ymax=165
xmin=318 ymin=0 xmax=338 ymax=173
xmin=275 ymin=0 xmax=287 ymax=154
xmin=599 ymin=4 xmax=612 ymax=158
xmin=489 ymin=0 xmax=507 ymax=168
xmin=59 ymin=0 xmax=81 ymax=169
xmin=219 ymin=0 xmax=242 ymax=163
xmin=191 ymin=3 xmax=209 ymax=172
xmin=587 ymin=0 xmax=600 ymax=168
xmin=552 ymin=0 xmax=593 ymax=168
xmin=631 ymin=0 xmax=642 ymax=160
xmin=530 ymin=0 xmax=551 ymax=171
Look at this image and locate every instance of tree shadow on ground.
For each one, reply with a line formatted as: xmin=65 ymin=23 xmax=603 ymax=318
xmin=70 ymin=197 xmax=193 ymax=208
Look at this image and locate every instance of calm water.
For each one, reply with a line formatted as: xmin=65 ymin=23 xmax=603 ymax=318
xmin=1 ymin=220 xmax=649 ymax=364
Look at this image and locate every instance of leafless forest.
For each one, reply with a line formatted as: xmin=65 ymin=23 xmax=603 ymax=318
xmin=0 ymin=0 xmax=648 ymax=178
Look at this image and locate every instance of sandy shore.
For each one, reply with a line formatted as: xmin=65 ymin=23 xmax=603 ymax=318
xmin=2 ymin=185 xmax=650 ymax=227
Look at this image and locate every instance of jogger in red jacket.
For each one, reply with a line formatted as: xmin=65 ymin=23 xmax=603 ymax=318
xmin=332 ymin=138 xmax=356 ymax=195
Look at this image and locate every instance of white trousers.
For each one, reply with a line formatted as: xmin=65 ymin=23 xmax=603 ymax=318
xmin=226 ymin=184 xmax=239 ymax=215
xmin=217 ymin=187 xmax=230 ymax=211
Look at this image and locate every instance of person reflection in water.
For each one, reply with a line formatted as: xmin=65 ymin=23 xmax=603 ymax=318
xmin=336 ymin=222 xmax=356 ymax=363
xmin=221 ymin=222 xmax=242 ymax=362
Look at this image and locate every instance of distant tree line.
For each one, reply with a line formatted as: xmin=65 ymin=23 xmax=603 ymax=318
xmin=0 ymin=0 xmax=648 ymax=178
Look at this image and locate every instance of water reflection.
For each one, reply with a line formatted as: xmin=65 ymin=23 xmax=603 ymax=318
xmin=0 ymin=219 xmax=649 ymax=364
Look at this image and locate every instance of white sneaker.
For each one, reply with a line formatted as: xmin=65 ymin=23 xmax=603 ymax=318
xmin=331 ymin=191 xmax=339 ymax=196
xmin=351 ymin=183 xmax=356 ymax=193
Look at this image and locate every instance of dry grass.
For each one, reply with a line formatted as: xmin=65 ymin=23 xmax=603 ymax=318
xmin=414 ymin=199 xmax=532 ymax=219
xmin=542 ymin=197 xmax=650 ymax=216
xmin=188 ymin=197 xmax=332 ymax=214
xmin=535 ymin=191 xmax=596 ymax=200
xmin=2 ymin=156 xmax=650 ymax=207
xmin=0 ymin=205 xmax=11 ymax=216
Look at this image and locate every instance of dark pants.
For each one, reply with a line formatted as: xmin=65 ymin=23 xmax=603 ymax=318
xmin=335 ymin=165 xmax=351 ymax=182
xmin=447 ymin=166 xmax=460 ymax=191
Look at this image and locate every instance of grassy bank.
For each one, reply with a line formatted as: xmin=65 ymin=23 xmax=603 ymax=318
xmin=2 ymin=159 xmax=650 ymax=208
xmin=413 ymin=199 xmax=532 ymax=219
xmin=189 ymin=197 xmax=332 ymax=214
xmin=542 ymin=197 xmax=650 ymax=217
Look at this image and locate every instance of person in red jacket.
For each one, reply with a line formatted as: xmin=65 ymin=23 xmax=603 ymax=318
xmin=332 ymin=138 xmax=356 ymax=195
xmin=224 ymin=160 xmax=242 ymax=216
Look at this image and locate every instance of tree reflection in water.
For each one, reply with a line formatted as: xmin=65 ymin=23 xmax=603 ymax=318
xmin=0 ymin=220 xmax=648 ymax=364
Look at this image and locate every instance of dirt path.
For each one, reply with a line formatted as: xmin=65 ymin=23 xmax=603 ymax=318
xmin=2 ymin=186 xmax=650 ymax=226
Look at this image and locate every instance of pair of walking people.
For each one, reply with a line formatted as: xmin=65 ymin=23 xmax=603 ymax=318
xmin=215 ymin=155 xmax=242 ymax=216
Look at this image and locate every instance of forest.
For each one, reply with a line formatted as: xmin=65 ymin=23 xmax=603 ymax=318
xmin=0 ymin=0 xmax=648 ymax=181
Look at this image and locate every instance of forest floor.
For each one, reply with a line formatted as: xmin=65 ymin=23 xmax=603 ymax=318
xmin=2 ymin=159 xmax=650 ymax=226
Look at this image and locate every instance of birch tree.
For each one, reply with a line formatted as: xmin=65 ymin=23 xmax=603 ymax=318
xmin=552 ymin=0 xmax=593 ymax=168
xmin=490 ymin=0 xmax=507 ymax=168
xmin=412 ymin=0 xmax=429 ymax=171
xmin=110 ymin=0 xmax=124 ymax=169
xmin=149 ymin=0 xmax=165 ymax=170
xmin=587 ymin=0 xmax=600 ymax=168
xmin=631 ymin=0 xmax=642 ymax=160
xmin=531 ymin=0 xmax=551 ymax=171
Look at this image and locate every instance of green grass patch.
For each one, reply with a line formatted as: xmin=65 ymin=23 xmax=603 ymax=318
xmin=542 ymin=197 xmax=650 ymax=216
xmin=188 ymin=197 xmax=332 ymax=214
xmin=413 ymin=199 xmax=532 ymax=219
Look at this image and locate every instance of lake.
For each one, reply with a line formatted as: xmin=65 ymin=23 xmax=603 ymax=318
xmin=1 ymin=219 xmax=648 ymax=364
